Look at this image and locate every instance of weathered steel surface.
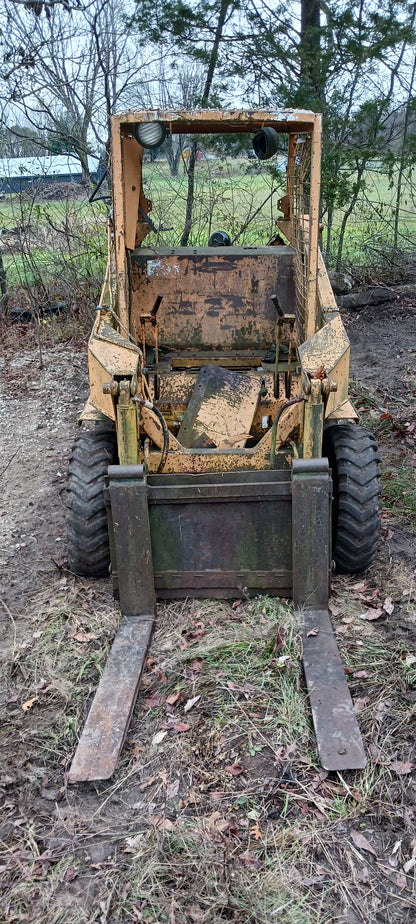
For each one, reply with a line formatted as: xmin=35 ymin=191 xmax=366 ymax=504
xmin=109 ymin=465 xmax=156 ymax=616
xmin=177 ymin=364 xmax=260 ymax=449
xmin=292 ymin=458 xmax=331 ymax=609
xmin=302 ymin=379 xmax=324 ymax=460
xmin=148 ymin=470 xmax=293 ymax=597
xmin=291 ymin=459 xmax=366 ymax=770
xmin=302 ymin=608 xmax=367 ymax=770
xmin=167 ymin=349 xmax=268 ymax=370
xmin=68 ymin=615 xmax=154 ymax=782
xmin=131 ymin=248 xmax=295 ymax=351
xmin=117 ymin=108 xmax=321 ymax=134
xmin=298 ymin=315 xmax=350 ymax=417
xmin=153 ymin=570 xmax=292 ymax=597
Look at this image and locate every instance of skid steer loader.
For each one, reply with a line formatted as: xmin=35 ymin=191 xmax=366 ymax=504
xmin=66 ymin=109 xmax=380 ymax=782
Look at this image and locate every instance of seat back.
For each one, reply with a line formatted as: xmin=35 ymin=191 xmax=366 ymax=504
xmin=131 ymin=246 xmax=295 ymax=351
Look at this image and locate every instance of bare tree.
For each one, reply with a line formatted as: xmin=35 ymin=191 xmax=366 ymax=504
xmin=0 ymin=0 xmax=154 ymax=176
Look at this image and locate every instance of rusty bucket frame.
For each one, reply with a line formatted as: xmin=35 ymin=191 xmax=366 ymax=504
xmin=69 ymin=109 xmax=366 ymax=782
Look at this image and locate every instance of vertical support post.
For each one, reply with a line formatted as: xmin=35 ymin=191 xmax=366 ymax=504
xmin=117 ymin=380 xmax=139 ymax=465
xmin=292 ymin=458 xmax=331 ymax=609
xmin=303 ymin=378 xmax=324 ymax=459
xmin=108 ymin=464 xmax=156 ymax=617
xmin=286 ymin=132 xmax=296 ymax=212
xmin=305 ymin=113 xmax=322 ymax=340
xmin=111 ymin=117 xmax=130 ymax=335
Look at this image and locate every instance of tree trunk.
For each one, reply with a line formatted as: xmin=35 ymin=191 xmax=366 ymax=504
xmin=78 ymin=146 xmax=90 ymax=184
xmin=166 ymin=135 xmax=181 ymax=177
xmin=180 ymin=141 xmax=198 ymax=246
xmin=0 ymin=251 xmax=7 ymax=313
xmin=201 ymin=0 xmax=231 ymax=106
xmin=325 ymin=205 xmax=334 ymax=259
xmin=336 ymin=163 xmax=365 ymax=271
xmin=393 ymin=56 xmax=416 ymax=255
xmin=300 ymin=0 xmax=323 ymax=102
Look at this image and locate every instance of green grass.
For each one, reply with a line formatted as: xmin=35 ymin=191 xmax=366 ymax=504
xmin=0 ymin=191 xmax=108 ymax=300
xmin=1 ymin=153 xmax=415 ymax=321
xmin=142 ymin=155 xmax=284 ymax=246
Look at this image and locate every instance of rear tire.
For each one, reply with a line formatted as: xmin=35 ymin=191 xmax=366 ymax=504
xmin=66 ymin=427 xmax=117 ymax=577
xmin=323 ymin=422 xmax=380 ymax=573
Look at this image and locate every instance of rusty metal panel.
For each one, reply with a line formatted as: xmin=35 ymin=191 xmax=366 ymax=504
xmin=147 ymin=470 xmax=293 ymax=597
xmin=177 ymin=365 xmax=260 ymax=449
xmin=302 ymin=608 xmax=367 ymax=770
xmin=298 ymin=315 xmax=350 ymax=417
xmin=118 ymin=109 xmax=320 ymax=135
xmin=131 ymin=247 xmax=295 ymax=350
xmin=68 ymin=614 xmax=154 ymax=782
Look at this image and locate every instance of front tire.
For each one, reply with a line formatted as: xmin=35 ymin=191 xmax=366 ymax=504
xmin=66 ymin=427 xmax=117 ymax=577
xmin=323 ymin=422 xmax=380 ymax=573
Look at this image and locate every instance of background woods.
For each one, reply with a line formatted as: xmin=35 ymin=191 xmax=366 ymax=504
xmin=0 ymin=0 xmax=415 ymax=316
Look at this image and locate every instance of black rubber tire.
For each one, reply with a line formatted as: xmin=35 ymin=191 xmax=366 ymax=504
xmin=323 ymin=422 xmax=380 ymax=574
xmin=66 ymin=427 xmax=117 ymax=577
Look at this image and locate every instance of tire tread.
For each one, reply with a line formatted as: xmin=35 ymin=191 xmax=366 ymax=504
xmin=66 ymin=428 xmax=116 ymax=577
xmin=323 ymin=423 xmax=380 ymax=573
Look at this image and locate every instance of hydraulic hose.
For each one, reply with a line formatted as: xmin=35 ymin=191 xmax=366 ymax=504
xmin=269 ymin=396 xmax=306 ymax=469
xmin=134 ymin=398 xmax=169 ymax=473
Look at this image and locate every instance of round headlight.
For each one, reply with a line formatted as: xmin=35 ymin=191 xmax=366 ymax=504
xmin=134 ymin=121 xmax=167 ymax=149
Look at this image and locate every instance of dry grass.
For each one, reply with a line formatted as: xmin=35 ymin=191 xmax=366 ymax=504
xmin=1 ymin=572 xmax=416 ymax=923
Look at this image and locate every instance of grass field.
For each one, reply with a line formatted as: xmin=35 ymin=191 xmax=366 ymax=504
xmin=0 ymin=155 xmax=415 ymax=317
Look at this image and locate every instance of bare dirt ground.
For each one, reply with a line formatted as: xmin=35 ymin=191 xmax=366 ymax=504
xmin=0 ymin=303 xmax=415 ymax=924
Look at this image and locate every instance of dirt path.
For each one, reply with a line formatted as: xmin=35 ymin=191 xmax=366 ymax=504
xmin=0 ymin=307 xmax=415 ymax=924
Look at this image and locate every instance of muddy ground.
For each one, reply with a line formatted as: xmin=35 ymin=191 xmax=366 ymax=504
xmin=0 ymin=302 xmax=415 ymax=924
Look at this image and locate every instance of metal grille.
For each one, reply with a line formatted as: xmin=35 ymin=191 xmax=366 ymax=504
xmin=290 ymin=135 xmax=312 ymax=342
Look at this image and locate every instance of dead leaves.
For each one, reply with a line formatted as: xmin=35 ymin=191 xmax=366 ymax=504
xmin=71 ymin=630 xmax=98 ymax=643
xmin=207 ymin=812 xmax=239 ymax=839
xmin=151 ymin=721 xmax=191 ymax=746
xmin=170 ymin=721 xmax=191 ymax=733
xmin=350 ymin=827 xmax=416 ymax=891
xmin=360 ymin=608 xmax=384 ymax=621
xmin=249 ymin=821 xmax=262 ymax=841
xmin=350 ymin=829 xmax=378 ymax=857
xmin=180 ymin=619 xmax=207 ymax=649
xmin=389 ymin=761 xmax=414 ymax=776
xmin=147 ymin=815 xmax=175 ymax=831
xmin=21 ymin=680 xmax=50 ymax=711
xmin=166 ymin=691 xmax=181 ymax=706
xmin=353 ymin=696 xmax=370 ymax=715
xmin=226 ymin=764 xmax=244 ymax=776
xmin=21 ymin=695 xmax=40 ymax=712
xmin=332 ymin=580 xmax=396 ymax=622
xmin=226 ymin=679 xmax=259 ymax=697
xmin=151 ymin=730 xmax=168 ymax=747
xmin=184 ymin=695 xmax=201 ymax=713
